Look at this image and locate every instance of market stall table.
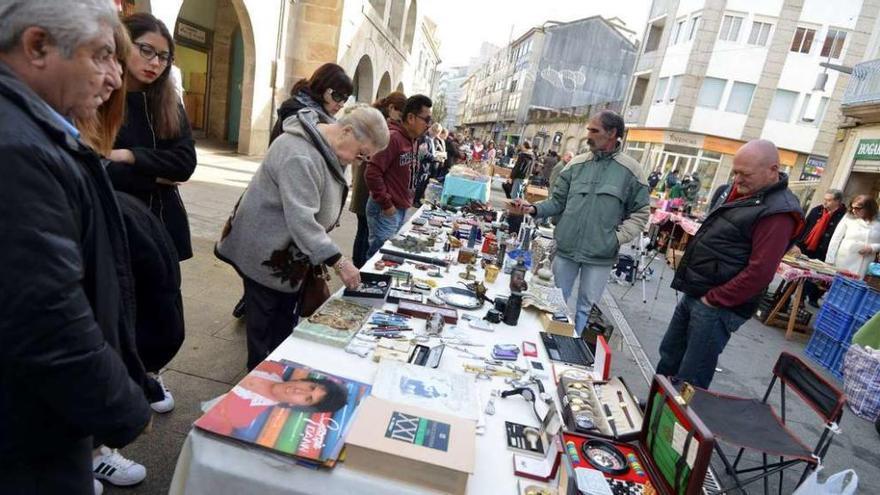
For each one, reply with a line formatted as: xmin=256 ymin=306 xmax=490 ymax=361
xmin=170 ymin=207 xmax=576 ymax=495
xmin=764 ymin=259 xmax=841 ymax=340
xmin=440 ymin=175 xmax=491 ymax=205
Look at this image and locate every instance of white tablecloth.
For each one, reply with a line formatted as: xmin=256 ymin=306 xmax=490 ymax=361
xmin=170 ymin=207 xmax=568 ymax=495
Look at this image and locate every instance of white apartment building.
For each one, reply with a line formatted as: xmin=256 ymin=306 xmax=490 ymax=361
xmin=625 ymin=0 xmax=880 ymax=207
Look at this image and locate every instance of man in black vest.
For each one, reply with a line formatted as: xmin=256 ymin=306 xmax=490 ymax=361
xmin=656 ymin=140 xmax=804 ymax=388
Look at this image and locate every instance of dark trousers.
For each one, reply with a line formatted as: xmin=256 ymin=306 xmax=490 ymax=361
xmin=352 ymin=213 xmax=370 ymax=269
xmin=802 ymin=280 xmax=824 ymax=304
xmin=0 ymin=436 xmax=94 ymax=494
xmin=242 ymin=276 xmax=299 ymax=370
xmin=656 ymin=295 xmax=747 ymax=388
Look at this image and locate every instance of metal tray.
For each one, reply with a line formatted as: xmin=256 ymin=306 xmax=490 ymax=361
xmin=434 ymin=286 xmax=483 ymax=309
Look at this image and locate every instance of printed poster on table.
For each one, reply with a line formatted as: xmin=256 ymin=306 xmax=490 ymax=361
xmin=194 ymin=359 xmax=371 ymax=464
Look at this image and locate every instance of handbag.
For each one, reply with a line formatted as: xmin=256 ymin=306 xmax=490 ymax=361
xmin=298 ymin=264 xmax=331 ymax=317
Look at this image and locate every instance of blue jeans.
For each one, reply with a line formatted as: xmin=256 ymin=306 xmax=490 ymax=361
xmin=366 ymin=198 xmax=406 ymax=258
xmin=511 ymin=178 xmax=524 ymax=199
xmin=552 ymin=256 xmax=611 ymax=336
xmin=656 ymin=295 xmax=747 ymax=389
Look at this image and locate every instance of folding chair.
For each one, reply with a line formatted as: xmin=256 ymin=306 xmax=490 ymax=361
xmin=687 ymin=352 xmax=846 ymax=495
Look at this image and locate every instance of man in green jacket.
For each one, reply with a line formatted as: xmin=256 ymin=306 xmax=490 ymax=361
xmin=511 ymin=111 xmax=650 ymax=336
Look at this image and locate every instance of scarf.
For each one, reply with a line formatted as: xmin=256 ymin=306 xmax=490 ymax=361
xmin=803 ymin=208 xmax=833 ymax=252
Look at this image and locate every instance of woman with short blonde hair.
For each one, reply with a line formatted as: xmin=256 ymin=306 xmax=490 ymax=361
xmin=217 ymin=103 xmax=389 ymax=370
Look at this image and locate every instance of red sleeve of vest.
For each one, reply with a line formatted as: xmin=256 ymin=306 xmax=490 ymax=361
xmin=704 ymin=213 xmax=798 ymax=308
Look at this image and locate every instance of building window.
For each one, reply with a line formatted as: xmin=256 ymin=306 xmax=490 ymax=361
xmin=671 ymin=18 xmax=686 ymax=45
xmin=820 ymin=28 xmax=847 ymax=58
xmin=725 ymin=82 xmax=756 ymax=114
xmin=654 ymin=77 xmax=669 ymax=103
xmin=687 ymin=15 xmax=701 ymax=41
xmin=798 ymin=94 xmax=830 ymax=127
xmin=625 ymin=141 xmax=646 ymax=163
xmin=697 ymin=77 xmax=726 ymax=108
xmin=790 ymin=27 xmax=816 ymax=54
xmin=747 ymin=21 xmax=772 ymax=46
xmin=668 ymin=75 xmax=683 ymax=103
xmin=719 ymin=15 xmax=743 ymax=42
xmin=768 ymin=89 xmax=799 ymax=122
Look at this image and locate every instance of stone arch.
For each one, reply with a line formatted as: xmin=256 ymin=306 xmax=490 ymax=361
xmin=563 ymin=135 xmax=576 ymax=152
xmin=376 ymin=72 xmax=392 ymax=100
xmin=353 ymin=55 xmax=375 ymax=103
xmin=388 ymin=0 xmax=405 ymax=41
xmin=403 ymin=0 xmax=417 ymax=53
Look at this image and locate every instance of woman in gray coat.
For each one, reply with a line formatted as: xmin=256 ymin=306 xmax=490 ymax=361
xmin=217 ymin=104 xmax=389 ymax=369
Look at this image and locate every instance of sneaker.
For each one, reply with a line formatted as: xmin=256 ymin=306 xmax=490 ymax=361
xmin=150 ymin=374 xmax=175 ymax=413
xmin=93 ymin=478 xmax=103 ymax=495
xmin=93 ymin=447 xmax=146 ymax=486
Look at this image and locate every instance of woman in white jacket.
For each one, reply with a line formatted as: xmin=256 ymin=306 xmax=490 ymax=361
xmin=825 ymin=194 xmax=880 ymax=278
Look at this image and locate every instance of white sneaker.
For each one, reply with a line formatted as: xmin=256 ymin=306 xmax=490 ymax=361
xmin=92 ymin=446 xmax=146 ymax=486
xmin=93 ymin=478 xmax=104 ymax=495
xmin=150 ymin=374 xmax=175 ymax=413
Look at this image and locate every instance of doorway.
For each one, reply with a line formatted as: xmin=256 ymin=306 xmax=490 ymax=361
xmin=227 ymin=29 xmax=244 ymax=144
xmin=176 ymin=43 xmax=210 ymax=135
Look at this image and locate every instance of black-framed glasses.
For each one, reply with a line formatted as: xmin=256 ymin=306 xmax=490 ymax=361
xmin=134 ymin=42 xmax=173 ymax=65
xmin=330 ymin=89 xmax=350 ymax=103
xmin=416 ymin=113 xmax=433 ymax=125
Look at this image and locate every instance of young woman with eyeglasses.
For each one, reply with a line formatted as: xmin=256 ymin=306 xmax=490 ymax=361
xmin=269 ymin=63 xmax=354 ymax=144
xmin=825 ymin=194 xmax=880 ymax=278
xmin=106 ymin=13 xmax=197 ymax=264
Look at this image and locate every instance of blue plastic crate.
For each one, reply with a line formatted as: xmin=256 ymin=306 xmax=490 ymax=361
xmin=830 ymin=343 xmax=850 ymax=381
xmin=824 ymin=275 xmax=867 ymax=313
xmin=804 ymin=328 xmax=844 ymax=369
xmin=813 ymin=304 xmax=856 ymax=341
xmin=854 ymin=288 xmax=880 ymax=321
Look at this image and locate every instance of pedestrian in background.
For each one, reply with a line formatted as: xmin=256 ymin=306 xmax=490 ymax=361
xmin=348 ymin=91 xmax=405 ymax=268
xmin=508 ymin=139 xmax=534 ymax=199
xmin=656 ymin=139 xmax=804 ymax=389
xmin=1 ymin=1 xmax=152 ymax=492
xmin=364 ymin=94 xmax=433 ymax=257
xmin=510 ymin=111 xmax=649 ymax=336
xmin=789 ymin=189 xmax=846 ymax=307
xmin=269 ymin=63 xmax=353 ymax=143
xmin=825 ymin=194 xmax=880 ymax=278
xmin=217 ymin=105 xmax=388 ymax=370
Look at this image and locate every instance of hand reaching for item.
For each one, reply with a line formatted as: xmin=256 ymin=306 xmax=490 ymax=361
xmin=334 ymin=257 xmax=361 ymax=289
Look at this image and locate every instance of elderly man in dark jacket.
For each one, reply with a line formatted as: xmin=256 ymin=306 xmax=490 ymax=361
xmin=0 ymin=2 xmax=151 ymax=493
xmin=790 ymin=189 xmax=846 ymax=307
xmin=656 ymin=140 xmax=804 ymax=388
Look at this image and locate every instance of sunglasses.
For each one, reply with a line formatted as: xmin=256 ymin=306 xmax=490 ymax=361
xmin=329 ymin=89 xmax=350 ymax=103
xmin=134 ymin=42 xmax=173 ymax=65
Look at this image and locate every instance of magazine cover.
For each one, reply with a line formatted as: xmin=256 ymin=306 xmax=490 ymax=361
xmin=195 ymin=359 xmax=371 ymax=464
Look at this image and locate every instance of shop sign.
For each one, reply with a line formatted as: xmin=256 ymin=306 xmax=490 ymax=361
xmin=663 ymin=131 xmax=704 ymax=149
xmin=800 ymin=155 xmax=825 ymax=182
xmin=854 ymin=139 xmax=880 ymax=161
xmin=176 ymin=20 xmax=210 ymax=47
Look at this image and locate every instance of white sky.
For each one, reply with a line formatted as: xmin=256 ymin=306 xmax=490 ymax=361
xmin=420 ymin=0 xmax=652 ymax=68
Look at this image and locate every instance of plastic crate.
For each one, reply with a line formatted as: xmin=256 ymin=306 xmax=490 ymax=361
xmin=804 ymin=328 xmax=845 ymax=370
xmin=824 ymin=275 xmax=867 ymax=313
xmin=822 ymin=275 xmax=868 ymax=313
xmin=829 ymin=343 xmax=850 ymax=381
xmin=813 ymin=304 xmax=856 ymax=341
xmin=854 ymin=288 xmax=880 ymax=321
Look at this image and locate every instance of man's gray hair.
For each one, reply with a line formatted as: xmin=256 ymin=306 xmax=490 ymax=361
xmin=0 ymin=0 xmax=120 ymax=58
xmin=826 ymin=189 xmax=843 ymax=202
xmin=338 ymin=103 xmax=390 ymax=150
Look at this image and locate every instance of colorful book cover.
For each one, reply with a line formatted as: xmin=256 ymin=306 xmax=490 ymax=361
xmin=194 ymin=359 xmax=371 ymax=464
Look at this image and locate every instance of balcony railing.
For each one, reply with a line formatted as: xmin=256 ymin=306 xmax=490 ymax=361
xmin=842 ymin=59 xmax=880 ymax=107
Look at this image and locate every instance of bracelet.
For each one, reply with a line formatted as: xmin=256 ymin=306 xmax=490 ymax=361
xmin=332 ymin=256 xmax=350 ymax=275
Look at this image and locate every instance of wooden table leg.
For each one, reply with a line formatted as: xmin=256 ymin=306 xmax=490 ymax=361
xmin=786 ymin=279 xmax=805 ymax=340
xmin=766 ymin=281 xmax=796 ymax=325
